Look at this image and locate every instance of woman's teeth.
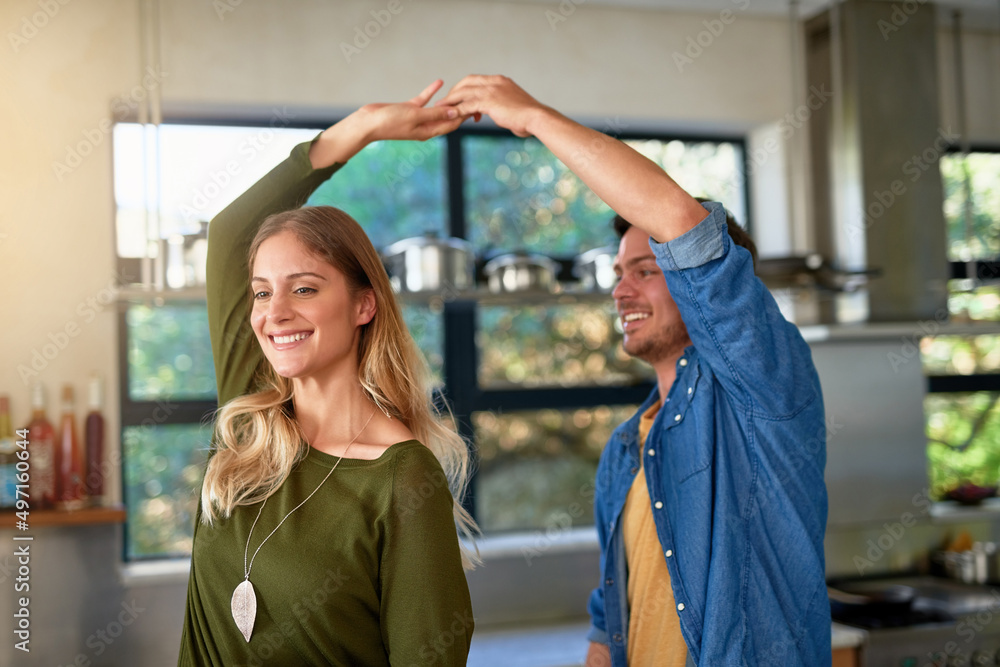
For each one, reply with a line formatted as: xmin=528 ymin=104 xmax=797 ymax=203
xmin=273 ymin=332 xmax=310 ymax=344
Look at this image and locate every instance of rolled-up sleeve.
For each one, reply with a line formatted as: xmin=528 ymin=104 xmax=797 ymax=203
xmin=652 ymin=202 xmax=727 ymax=271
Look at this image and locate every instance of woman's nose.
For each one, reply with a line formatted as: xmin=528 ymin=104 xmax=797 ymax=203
xmin=265 ymin=292 xmax=294 ymax=322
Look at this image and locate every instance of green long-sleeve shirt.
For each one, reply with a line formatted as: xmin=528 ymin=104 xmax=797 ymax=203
xmin=177 ymin=138 xmax=474 ymax=666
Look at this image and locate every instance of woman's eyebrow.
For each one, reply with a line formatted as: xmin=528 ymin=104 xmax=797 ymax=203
xmin=251 ymin=272 xmax=328 ymax=283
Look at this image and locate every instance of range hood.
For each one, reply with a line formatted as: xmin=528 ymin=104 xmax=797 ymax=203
xmin=804 ymin=0 xmax=950 ymax=323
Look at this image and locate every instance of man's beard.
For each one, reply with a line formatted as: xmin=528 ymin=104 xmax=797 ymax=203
xmin=623 ymin=320 xmax=691 ymax=365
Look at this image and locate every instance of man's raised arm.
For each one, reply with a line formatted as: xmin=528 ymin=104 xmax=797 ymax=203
xmin=436 ymin=74 xmax=708 ymax=242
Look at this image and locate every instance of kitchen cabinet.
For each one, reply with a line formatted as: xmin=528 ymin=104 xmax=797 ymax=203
xmin=832 ymin=646 xmax=858 ymax=667
xmin=832 ymin=621 xmax=865 ymax=667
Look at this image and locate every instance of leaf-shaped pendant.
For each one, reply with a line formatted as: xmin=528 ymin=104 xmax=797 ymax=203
xmin=231 ymin=579 xmax=257 ymax=642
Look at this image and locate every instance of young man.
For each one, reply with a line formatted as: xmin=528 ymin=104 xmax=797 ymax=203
xmin=437 ymin=75 xmax=830 ymax=666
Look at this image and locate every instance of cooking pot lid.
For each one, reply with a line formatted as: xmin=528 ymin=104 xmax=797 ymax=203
xmin=382 ymin=233 xmax=473 ymax=256
xmin=574 ymin=245 xmax=618 ymax=266
xmin=483 ymin=251 xmax=558 ymax=272
xmin=483 ymin=251 xmax=557 ymax=273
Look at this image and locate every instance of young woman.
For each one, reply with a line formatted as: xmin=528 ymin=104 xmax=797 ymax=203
xmin=177 ymin=81 xmax=477 ymax=666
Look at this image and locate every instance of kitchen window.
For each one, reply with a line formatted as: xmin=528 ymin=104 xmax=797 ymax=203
xmin=113 ymin=119 xmax=748 ymax=560
xmin=924 ymin=148 xmax=1000 ymax=502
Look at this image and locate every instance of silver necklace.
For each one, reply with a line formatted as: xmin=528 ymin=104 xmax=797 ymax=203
xmin=231 ymin=407 xmax=376 ymax=642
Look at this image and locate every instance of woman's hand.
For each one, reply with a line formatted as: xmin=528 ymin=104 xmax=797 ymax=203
xmin=309 ymin=79 xmax=465 ymax=169
xmin=361 ymin=79 xmax=465 ymax=142
xmin=433 ymin=74 xmax=554 ymax=138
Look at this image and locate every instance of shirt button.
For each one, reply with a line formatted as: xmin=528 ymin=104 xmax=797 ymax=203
xmin=677 ymin=603 xmax=685 ymax=611
xmin=606 ymin=577 xmax=614 ymax=586
xmin=647 ymin=448 xmax=655 ymax=456
xmin=613 ymin=633 xmax=623 ymax=643
xmin=679 ymin=358 xmax=688 ymax=367
xmin=630 ymin=466 xmax=638 ymax=474
xmin=654 ymin=501 xmax=663 ymax=509
xmin=665 ymin=549 xmax=673 ymax=557
xmin=674 ymin=414 xmax=682 ymax=422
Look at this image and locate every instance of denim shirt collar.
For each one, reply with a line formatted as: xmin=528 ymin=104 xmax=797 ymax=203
xmin=617 ymin=344 xmax=702 ymax=453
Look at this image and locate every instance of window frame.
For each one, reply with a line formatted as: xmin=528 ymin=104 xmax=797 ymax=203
xmin=934 ymin=143 xmax=1000 ymax=396
xmin=921 ymin=144 xmax=1000 ymax=503
xmin=945 ymin=142 xmax=1000 ymax=284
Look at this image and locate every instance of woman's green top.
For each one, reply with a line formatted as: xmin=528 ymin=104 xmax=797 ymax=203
xmin=177 ymin=138 xmax=474 ymax=666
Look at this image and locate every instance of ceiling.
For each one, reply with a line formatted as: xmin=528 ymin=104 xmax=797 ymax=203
xmin=455 ymin=0 xmax=1000 ymax=26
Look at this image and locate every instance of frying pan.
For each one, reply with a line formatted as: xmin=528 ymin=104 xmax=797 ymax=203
xmin=828 ymin=583 xmax=916 ymax=616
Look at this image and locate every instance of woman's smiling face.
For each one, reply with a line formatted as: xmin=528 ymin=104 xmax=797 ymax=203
xmin=250 ymin=230 xmax=374 ymax=381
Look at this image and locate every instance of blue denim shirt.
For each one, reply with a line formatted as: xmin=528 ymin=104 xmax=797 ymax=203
xmin=586 ymin=202 xmax=831 ymax=666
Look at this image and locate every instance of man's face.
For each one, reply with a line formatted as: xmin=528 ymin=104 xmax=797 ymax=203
xmin=612 ymin=226 xmax=690 ymax=364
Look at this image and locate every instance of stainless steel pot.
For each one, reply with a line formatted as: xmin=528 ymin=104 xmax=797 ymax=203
xmin=574 ymin=246 xmax=618 ymax=292
xmin=483 ymin=252 xmax=559 ymax=293
xmin=381 ymin=233 xmax=475 ymax=293
xmin=931 ymin=543 xmax=1000 ymax=584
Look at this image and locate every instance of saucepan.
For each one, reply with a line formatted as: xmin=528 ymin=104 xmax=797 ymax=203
xmin=574 ymin=246 xmax=618 ymax=292
xmin=930 ymin=543 xmax=1000 ymax=584
xmin=381 ymin=233 xmax=475 ymax=293
xmin=483 ymin=252 xmax=559 ymax=293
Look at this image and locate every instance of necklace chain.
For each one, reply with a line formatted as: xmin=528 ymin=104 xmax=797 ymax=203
xmin=242 ymin=407 xmax=377 ymax=581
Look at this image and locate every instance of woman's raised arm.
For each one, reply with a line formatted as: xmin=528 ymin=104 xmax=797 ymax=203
xmin=308 ymin=79 xmax=463 ymax=168
xmin=206 ymin=80 xmax=463 ymax=406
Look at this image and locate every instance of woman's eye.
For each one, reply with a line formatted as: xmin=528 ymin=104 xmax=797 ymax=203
xmin=295 ymin=287 xmax=316 ymax=294
xmin=253 ymin=291 xmax=269 ymax=299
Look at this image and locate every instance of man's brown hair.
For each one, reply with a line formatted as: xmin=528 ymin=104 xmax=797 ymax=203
xmin=611 ymin=198 xmax=758 ymax=273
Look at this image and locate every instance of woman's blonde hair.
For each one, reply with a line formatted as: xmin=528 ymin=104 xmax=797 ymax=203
xmin=200 ymin=206 xmax=479 ymax=567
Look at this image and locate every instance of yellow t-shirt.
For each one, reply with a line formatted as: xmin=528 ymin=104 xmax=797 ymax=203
xmin=622 ymin=401 xmax=688 ymax=666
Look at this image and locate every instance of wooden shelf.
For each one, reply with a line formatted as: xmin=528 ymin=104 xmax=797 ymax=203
xmin=116 ymin=284 xmax=618 ymax=307
xmin=1 ymin=505 xmax=126 ymax=529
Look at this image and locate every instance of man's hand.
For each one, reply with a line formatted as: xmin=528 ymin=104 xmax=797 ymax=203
xmin=309 ymin=79 xmax=463 ymax=168
xmin=585 ymin=641 xmax=612 ymax=667
xmin=434 ymin=74 xmax=554 ymax=138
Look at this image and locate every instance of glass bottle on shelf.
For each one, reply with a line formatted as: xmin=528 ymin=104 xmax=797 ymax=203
xmin=57 ymin=385 xmax=86 ymax=510
xmin=84 ymin=375 xmax=105 ymax=505
xmin=0 ymin=396 xmax=17 ymax=510
xmin=26 ymin=383 xmax=57 ymax=510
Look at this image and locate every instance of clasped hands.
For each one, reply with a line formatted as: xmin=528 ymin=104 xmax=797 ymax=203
xmin=309 ymin=75 xmax=564 ymax=173
xmin=360 ymin=75 xmax=552 ymax=144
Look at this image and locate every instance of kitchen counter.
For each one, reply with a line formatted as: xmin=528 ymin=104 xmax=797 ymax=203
xmin=832 ymin=621 xmax=867 ymax=650
xmin=466 ymin=620 xmax=867 ymax=665
xmin=799 ymin=319 xmax=1000 ymax=343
